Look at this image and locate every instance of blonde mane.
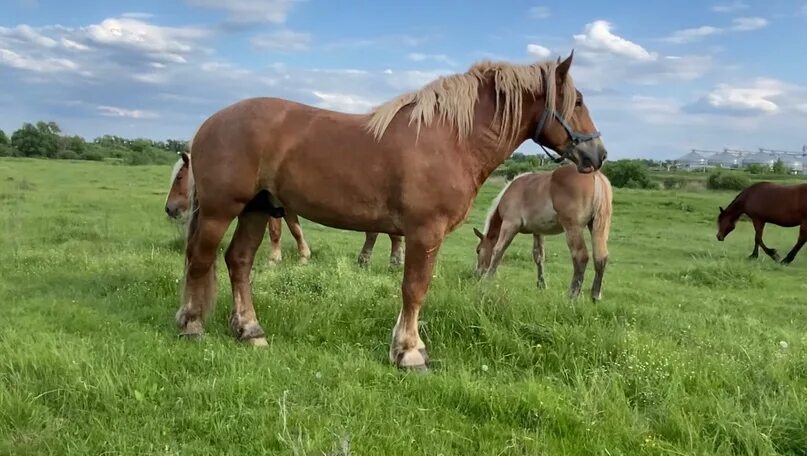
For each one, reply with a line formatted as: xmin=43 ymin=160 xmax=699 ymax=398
xmin=366 ymin=59 xmax=576 ymax=144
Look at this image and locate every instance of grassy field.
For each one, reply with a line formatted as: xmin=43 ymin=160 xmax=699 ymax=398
xmin=1 ymin=157 xmax=805 ymax=455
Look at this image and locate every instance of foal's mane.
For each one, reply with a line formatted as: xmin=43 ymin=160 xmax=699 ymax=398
xmin=366 ymin=59 xmax=576 ymax=144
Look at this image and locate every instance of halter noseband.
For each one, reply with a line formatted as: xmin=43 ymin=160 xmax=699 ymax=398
xmin=532 ymin=106 xmax=601 ymax=163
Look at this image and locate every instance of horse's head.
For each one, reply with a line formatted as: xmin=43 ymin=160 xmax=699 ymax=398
xmin=534 ymin=51 xmax=607 ymax=174
xmin=165 ymin=151 xmax=191 ymax=219
xmin=716 ymin=206 xmax=736 ymax=241
xmin=473 ymin=227 xmax=495 ymax=275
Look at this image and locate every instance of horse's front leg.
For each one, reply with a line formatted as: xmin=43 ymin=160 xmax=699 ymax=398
xmin=389 ymin=226 xmax=444 ymax=370
xmin=484 ymin=221 xmax=519 ymax=278
xmin=752 ymin=219 xmax=778 ymax=260
xmin=267 ymin=217 xmax=283 ymax=265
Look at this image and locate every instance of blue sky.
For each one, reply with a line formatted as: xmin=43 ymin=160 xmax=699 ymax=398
xmin=1 ymin=0 xmax=806 ymax=159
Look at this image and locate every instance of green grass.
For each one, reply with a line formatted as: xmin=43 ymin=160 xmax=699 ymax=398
xmin=1 ymin=157 xmax=806 ymax=455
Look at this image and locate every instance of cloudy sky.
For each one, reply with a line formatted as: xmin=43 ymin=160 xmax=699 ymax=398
xmin=1 ymin=0 xmax=806 ymax=159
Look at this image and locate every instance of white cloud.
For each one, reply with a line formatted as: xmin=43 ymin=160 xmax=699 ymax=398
xmin=0 ymin=48 xmax=78 ymax=73
xmin=407 ymin=52 xmax=455 ymax=65
xmin=85 ymin=18 xmax=208 ymax=64
xmin=712 ymin=1 xmax=749 ymax=13
xmin=730 ymin=17 xmax=768 ymax=31
xmin=526 ymin=44 xmax=551 ymax=58
xmin=310 ymin=91 xmax=377 ymax=113
xmin=573 ymin=20 xmax=657 ymax=61
xmin=185 ymin=0 xmax=297 ymax=24
xmin=61 ymin=38 xmax=89 ymax=51
xmin=699 ymin=79 xmax=787 ymax=114
xmin=528 ymin=6 xmax=550 ymax=19
xmin=251 ymin=29 xmax=311 ymax=51
xmin=97 ymin=105 xmax=159 ymax=119
xmin=663 ymin=26 xmax=723 ymax=44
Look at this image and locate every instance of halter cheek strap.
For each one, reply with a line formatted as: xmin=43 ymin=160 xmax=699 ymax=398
xmin=532 ymin=107 xmax=602 ymax=163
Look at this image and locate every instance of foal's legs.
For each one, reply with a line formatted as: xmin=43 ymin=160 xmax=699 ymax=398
xmin=562 ymin=223 xmax=589 ymax=300
xmin=176 ymin=211 xmax=234 ymax=338
xmin=389 ymin=226 xmax=444 ymax=370
xmin=357 ymin=232 xmax=378 ymax=267
xmin=267 ymin=217 xmax=283 ymax=265
xmin=532 ymin=234 xmax=547 ymax=289
xmin=284 ymin=213 xmax=311 ymax=264
xmin=751 ymin=219 xmax=779 ymax=260
xmin=389 ymin=235 xmax=404 ymax=267
xmin=781 ymin=222 xmax=807 ymax=265
xmin=225 ymin=210 xmax=270 ymax=345
xmin=485 ymin=222 xmax=519 ymax=277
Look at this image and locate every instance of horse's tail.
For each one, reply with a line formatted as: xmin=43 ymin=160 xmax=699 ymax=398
xmin=591 ymin=171 xmax=613 ymax=261
xmin=184 ymin=140 xmax=198 ymax=249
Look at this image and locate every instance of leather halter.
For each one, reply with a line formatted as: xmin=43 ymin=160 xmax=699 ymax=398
xmin=532 ymin=106 xmax=601 ymax=163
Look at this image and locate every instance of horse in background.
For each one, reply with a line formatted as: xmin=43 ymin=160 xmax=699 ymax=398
xmin=164 ymin=151 xmax=311 ymax=265
xmin=473 ymin=164 xmax=612 ymax=301
xmin=164 ymin=151 xmax=402 ymax=266
xmin=177 ymin=52 xmax=607 ymax=370
xmin=716 ymin=181 xmax=807 ymax=265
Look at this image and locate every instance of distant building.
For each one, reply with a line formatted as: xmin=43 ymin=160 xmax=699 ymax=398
xmin=741 ymin=152 xmax=776 ymax=169
xmin=674 ymin=150 xmax=709 ymax=170
xmin=708 ymin=151 xmax=742 ymax=169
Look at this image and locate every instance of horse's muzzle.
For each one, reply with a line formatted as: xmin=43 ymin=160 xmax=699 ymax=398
xmin=165 ymin=205 xmax=182 ymax=219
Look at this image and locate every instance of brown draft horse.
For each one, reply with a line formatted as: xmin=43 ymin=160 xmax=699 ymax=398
xmin=176 ymin=52 xmax=607 ymax=369
xmin=164 ymin=151 xmax=404 ymax=266
xmin=473 ymin=164 xmax=613 ymax=300
xmin=716 ymin=181 xmax=807 ymax=265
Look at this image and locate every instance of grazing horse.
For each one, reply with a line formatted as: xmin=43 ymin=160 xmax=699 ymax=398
xmin=473 ymin=165 xmax=613 ymax=300
xmin=176 ymin=52 xmax=607 ymax=370
xmin=716 ymin=181 xmax=807 ymax=265
xmin=164 ymin=152 xmax=402 ymax=266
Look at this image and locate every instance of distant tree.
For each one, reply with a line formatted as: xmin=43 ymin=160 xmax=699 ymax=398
xmin=11 ymin=122 xmax=60 ymax=158
xmin=62 ymin=135 xmax=87 ymax=155
xmin=165 ymin=139 xmax=187 ymax=153
xmin=772 ymin=158 xmax=788 ymax=175
xmin=601 ymin=159 xmax=654 ymax=189
xmin=0 ymin=128 xmax=8 ymax=145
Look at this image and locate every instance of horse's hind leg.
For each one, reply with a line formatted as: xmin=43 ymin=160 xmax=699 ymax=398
xmin=589 ymin=221 xmax=609 ymax=302
xmin=267 ymin=217 xmax=283 ymax=265
xmin=389 ymin=235 xmax=404 ymax=267
xmin=284 ymin=212 xmax=311 ymax=264
xmin=532 ymin=234 xmax=547 ymax=289
xmin=176 ymin=211 xmax=232 ymax=338
xmin=358 ymin=232 xmax=379 ymax=267
xmin=752 ymin=219 xmax=779 ymax=260
xmin=562 ymin=223 xmax=589 ymax=300
xmin=225 ymin=210 xmax=271 ymax=345
xmin=781 ymin=222 xmax=807 ymax=265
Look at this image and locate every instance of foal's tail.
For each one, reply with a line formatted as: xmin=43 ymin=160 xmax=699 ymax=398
xmin=591 ymin=171 xmax=613 ymax=255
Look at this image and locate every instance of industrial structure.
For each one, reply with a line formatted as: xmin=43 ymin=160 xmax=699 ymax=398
xmin=674 ymin=146 xmax=807 ymax=175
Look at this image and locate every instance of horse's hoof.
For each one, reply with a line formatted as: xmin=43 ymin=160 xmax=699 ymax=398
xmin=178 ymin=331 xmax=203 ymax=341
xmin=245 ymin=337 xmax=269 ymax=347
xmin=536 ymin=280 xmax=547 ymax=289
xmin=298 ymin=257 xmax=309 ymax=265
xmin=392 ymin=348 xmax=429 ymax=371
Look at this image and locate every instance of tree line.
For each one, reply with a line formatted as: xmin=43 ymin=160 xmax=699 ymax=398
xmin=0 ymin=121 xmax=186 ymax=165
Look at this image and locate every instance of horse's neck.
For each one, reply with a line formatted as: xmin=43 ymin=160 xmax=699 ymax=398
xmin=726 ymin=192 xmax=747 ymax=217
xmin=466 ymin=85 xmax=539 ymax=186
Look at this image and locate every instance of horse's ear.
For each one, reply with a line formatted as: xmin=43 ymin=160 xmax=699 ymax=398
xmin=719 ymin=206 xmax=725 ymax=214
xmin=473 ymin=227 xmax=484 ymax=240
xmin=557 ymin=49 xmax=574 ymax=82
xmin=181 ymin=152 xmax=189 ymax=165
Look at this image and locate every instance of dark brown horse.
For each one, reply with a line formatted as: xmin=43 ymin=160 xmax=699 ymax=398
xmin=176 ymin=52 xmax=607 ymax=369
xmin=164 ymin=151 xmax=402 ymax=266
xmin=716 ymin=181 xmax=807 ymax=265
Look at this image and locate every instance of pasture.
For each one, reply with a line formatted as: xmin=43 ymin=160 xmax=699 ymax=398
xmin=1 ymin=157 xmax=805 ymax=455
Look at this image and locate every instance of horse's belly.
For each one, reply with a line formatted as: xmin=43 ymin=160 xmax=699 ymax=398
xmin=523 ymin=213 xmax=563 ymax=235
